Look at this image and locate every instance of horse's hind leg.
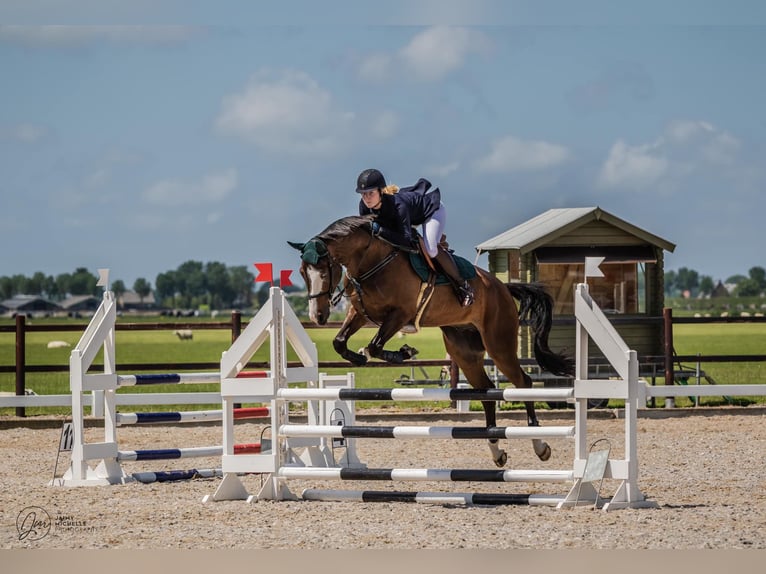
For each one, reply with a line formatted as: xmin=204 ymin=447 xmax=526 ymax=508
xmin=483 ymin=331 xmax=552 ymax=462
xmin=441 ymin=326 xmax=507 ymax=468
xmin=488 ymin=357 xmax=551 ymax=462
xmin=520 ymin=371 xmax=551 ymax=461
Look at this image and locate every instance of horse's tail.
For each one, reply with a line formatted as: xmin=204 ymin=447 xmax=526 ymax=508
xmin=506 ymin=283 xmax=575 ymax=377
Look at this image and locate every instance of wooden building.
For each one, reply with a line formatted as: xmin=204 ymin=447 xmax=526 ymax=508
xmin=475 ymin=207 xmax=676 ymax=363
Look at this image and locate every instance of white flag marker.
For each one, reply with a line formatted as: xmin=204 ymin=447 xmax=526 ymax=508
xmin=584 ymin=257 xmax=605 ymax=279
xmin=97 ymin=268 xmax=110 ymax=288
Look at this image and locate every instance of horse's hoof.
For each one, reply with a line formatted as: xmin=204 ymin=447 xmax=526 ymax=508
xmin=494 ymin=451 xmax=508 ymax=468
xmin=399 ymin=344 xmax=419 ymax=360
xmin=536 ymin=444 xmax=551 ymax=462
xmin=347 ymin=352 xmax=368 ymax=366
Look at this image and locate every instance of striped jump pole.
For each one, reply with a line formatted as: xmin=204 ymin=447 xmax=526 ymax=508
xmin=117 ymin=442 xmax=264 ymax=461
xmin=279 ymin=467 xmax=574 ymax=482
xmin=117 ymin=370 xmax=269 ymax=387
xmin=276 ymin=387 xmax=574 ymax=403
xmin=131 ymin=468 xmax=223 ymax=484
xmin=116 ymin=406 xmax=270 ymax=425
xmin=301 ymin=489 xmax=566 ymax=507
xmin=278 ymin=424 xmax=575 ymax=440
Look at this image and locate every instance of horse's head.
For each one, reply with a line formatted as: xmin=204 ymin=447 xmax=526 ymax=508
xmin=288 ymin=215 xmax=375 ymax=325
xmin=287 ymin=237 xmax=343 ymax=325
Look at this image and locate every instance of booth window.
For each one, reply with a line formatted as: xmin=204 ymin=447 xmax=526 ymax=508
xmin=535 ymin=246 xmax=654 ymax=315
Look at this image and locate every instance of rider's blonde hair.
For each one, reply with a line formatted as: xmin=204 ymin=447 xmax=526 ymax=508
xmin=381 ymin=184 xmax=399 ymax=195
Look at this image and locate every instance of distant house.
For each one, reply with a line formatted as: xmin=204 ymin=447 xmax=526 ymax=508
xmin=119 ymin=290 xmax=157 ymax=311
xmin=1 ymin=295 xmax=61 ymax=317
xmin=711 ymin=281 xmax=729 ymax=298
xmin=60 ymin=295 xmax=102 ymax=314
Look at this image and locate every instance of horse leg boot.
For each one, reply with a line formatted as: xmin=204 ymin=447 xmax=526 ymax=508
xmin=433 ymin=250 xmax=474 ymax=307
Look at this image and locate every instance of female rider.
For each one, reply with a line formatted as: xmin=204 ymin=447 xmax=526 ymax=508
xmin=355 ymin=168 xmax=474 ymax=307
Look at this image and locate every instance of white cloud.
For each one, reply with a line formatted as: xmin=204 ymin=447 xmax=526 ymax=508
xmin=425 ymin=161 xmax=460 ymax=178
xmin=357 ymin=52 xmax=393 ymax=84
xmin=142 ymin=169 xmax=238 ymax=206
xmin=474 ymin=135 xmax=571 ymax=173
xmin=216 ymin=70 xmax=355 ymax=156
xmin=0 ymin=123 xmax=47 ymax=143
xmin=369 ymin=110 xmax=400 ymax=139
xmin=358 ymin=26 xmax=491 ymax=83
xmin=597 ymin=120 xmax=742 ymax=190
xmin=597 ymin=140 xmax=669 ymax=189
xmin=665 ymin=119 xmax=740 ymax=165
xmin=400 ymin=26 xmax=490 ymax=81
xmin=0 ymin=25 xmax=199 ymax=47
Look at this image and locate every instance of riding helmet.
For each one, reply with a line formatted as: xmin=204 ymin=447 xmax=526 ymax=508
xmin=356 ymin=168 xmax=386 ymax=193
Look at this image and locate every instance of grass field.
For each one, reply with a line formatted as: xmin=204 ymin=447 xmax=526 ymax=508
xmin=1 ymin=320 xmax=765 ymax=416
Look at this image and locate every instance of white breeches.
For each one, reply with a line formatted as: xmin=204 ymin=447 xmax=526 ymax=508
xmin=422 ymin=202 xmax=446 ymax=258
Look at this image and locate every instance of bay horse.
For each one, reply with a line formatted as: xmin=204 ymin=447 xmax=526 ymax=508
xmin=288 ymin=214 xmax=574 ymax=467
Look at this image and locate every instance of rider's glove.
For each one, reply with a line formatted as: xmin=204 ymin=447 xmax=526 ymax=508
xmin=371 ymin=221 xmax=381 ymax=236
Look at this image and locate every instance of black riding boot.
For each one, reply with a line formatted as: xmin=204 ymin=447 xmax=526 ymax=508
xmin=433 ymin=251 xmax=474 ymax=307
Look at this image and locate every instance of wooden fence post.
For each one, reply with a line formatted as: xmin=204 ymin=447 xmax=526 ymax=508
xmin=15 ymin=314 xmax=26 ymax=417
xmin=663 ymin=307 xmax=674 ymax=408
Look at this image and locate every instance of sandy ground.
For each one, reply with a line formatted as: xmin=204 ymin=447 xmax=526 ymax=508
xmin=2 ymin=408 xmax=766 ymax=550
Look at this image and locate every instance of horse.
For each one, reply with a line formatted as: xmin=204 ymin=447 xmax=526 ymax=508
xmin=288 ymin=214 xmax=574 ymax=468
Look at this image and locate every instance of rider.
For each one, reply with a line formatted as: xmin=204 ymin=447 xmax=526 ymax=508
xmin=355 ymin=168 xmax=474 ymax=307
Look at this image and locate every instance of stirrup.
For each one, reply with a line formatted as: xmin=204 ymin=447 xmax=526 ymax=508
xmin=457 ymin=283 xmax=474 ymax=307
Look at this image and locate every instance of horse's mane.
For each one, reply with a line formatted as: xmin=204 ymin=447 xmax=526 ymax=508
xmin=316 ymin=215 xmax=374 ymax=242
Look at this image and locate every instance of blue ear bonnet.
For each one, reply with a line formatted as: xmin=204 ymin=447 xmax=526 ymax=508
xmin=300 ymin=239 xmax=328 ymax=265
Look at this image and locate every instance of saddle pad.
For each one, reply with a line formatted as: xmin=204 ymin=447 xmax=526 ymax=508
xmin=408 ymin=252 xmax=477 ymax=285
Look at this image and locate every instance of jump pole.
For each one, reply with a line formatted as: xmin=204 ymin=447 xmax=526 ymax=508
xmin=301 ymin=489 xmax=566 ymax=507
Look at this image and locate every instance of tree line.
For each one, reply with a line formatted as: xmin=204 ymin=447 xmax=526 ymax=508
xmin=0 ymin=261 xmax=296 ymax=310
xmin=665 ymin=266 xmax=766 ymax=297
xmin=3 ymin=262 xmax=763 ymax=310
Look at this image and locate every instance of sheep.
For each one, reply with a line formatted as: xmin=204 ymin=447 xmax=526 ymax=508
xmin=47 ymin=340 xmax=71 ymax=349
xmin=173 ymin=329 xmax=193 ymax=341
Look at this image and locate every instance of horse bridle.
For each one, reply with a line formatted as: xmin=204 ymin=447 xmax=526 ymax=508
xmin=304 ymin=231 xmax=400 ymax=308
xmin=304 ymin=246 xmax=343 ymax=304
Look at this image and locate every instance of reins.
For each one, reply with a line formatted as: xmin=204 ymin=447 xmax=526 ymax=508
xmin=318 ymin=228 xmax=402 ymax=319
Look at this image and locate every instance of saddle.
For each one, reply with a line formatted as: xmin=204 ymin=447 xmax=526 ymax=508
xmin=408 ymin=251 xmax=476 ymax=285
xmin=398 ymin=236 xmax=477 ymax=334
xmin=410 ymin=236 xmax=477 ymax=285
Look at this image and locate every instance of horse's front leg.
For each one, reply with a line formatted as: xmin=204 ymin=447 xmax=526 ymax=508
xmin=332 ymin=306 xmax=371 ymax=366
xmin=365 ymin=313 xmax=418 ymax=364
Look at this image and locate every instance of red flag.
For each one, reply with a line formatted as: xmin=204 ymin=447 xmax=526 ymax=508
xmin=254 ymin=263 xmax=273 ymax=284
xmin=279 ymin=269 xmax=293 ymax=288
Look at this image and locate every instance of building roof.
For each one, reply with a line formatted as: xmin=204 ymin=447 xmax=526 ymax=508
xmin=119 ymin=290 xmax=156 ymax=306
xmin=475 ymin=206 xmax=676 ymax=255
xmin=0 ymin=295 xmax=61 ymax=311
xmin=60 ymin=295 xmax=101 ymax=310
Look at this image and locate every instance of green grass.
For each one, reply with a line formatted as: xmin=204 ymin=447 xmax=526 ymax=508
xmin=2 ymin=320 xmax=765 ymax=416
xmin=659 ymin=322 xmax=766 ymax=408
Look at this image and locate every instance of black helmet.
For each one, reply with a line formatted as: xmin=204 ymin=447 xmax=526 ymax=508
xmin=356 ymin=168 xmax=386 ymax=193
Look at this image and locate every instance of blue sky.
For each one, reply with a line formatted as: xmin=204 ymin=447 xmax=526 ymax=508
xmin=1 ymin=1 xmax=765 ymax=290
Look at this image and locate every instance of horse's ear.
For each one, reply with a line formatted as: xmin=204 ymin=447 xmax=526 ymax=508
xmin=287 ymin=241 xmax=305 ymax=252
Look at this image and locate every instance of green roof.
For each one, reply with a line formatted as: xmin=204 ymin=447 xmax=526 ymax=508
xmin=475 ymin=206 xmax=676 ymax=255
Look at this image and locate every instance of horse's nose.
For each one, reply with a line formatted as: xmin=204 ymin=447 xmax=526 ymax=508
xmin=316 ymin=311 xmax=327 ymax=325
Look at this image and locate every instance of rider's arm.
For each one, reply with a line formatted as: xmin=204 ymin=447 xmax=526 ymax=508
xmin=374 ymin=225 xmax=418 ymax=253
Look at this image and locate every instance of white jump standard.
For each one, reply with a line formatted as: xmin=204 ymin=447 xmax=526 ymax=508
xmin=54 ymin=287 xmax=353 ymax=487
xmin=203 ymin=283 xmax=656 ymax=510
